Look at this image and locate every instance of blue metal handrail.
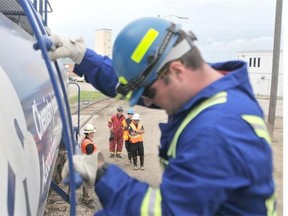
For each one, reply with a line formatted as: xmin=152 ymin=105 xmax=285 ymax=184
xmin=18 ymin=0 xmax=77 ymax=215
xmin=67 ymin=82 xmax=81 ymax=144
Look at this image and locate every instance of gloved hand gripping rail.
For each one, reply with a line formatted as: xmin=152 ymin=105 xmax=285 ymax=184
xmin=49 ymin=35 xmax=86 ymax=64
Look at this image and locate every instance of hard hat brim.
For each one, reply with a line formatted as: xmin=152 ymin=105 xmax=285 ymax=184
xmin=84 ymin=129 xmax=96 ymax=133
xmin=129 ymin=87 xmax=145 ymax=107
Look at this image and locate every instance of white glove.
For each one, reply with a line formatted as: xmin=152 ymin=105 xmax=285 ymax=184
xmin=61 ymin=152 xmax=101 ymax=185
xmin=49 ymin=34 xmax=86 ymax=64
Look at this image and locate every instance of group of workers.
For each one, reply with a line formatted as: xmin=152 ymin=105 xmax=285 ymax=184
xmin=81 ymin=107 xmax=145 ymax=170
xmin=78 ymin=107 xmax=145 ymax=207
xmin=107 ymin=106 xmax=145 ymax=170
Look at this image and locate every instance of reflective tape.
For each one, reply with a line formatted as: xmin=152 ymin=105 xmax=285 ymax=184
xmin=265 ymin=191 xmax=277 ymax=216
xmin=119 ymin=76 xmax=128 ymax=85
xmin=241 ymin=115 xmax=272 ymax=145
xmin=131 ymin=28 xmax=159 ymax=63
xmin=167 ymin=91 xmax=227 ymax=158
xmin=141 ymin=187 xmax=162 ymax=216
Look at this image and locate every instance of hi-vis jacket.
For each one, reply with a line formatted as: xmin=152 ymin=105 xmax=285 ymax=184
xmin=129 ymin=122 xmax=144 ymax=143
xmin=122 ymin=118 xmax=131 ymax=141
xmin=75 ymin=50 xmax=276 ymax=215
xmin=81 ymin=137 xmax=97 ymax=154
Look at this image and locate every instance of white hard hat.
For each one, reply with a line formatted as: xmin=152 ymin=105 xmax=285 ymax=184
xmin=132 ymin=113 xmax=141 ymax=120
xmin=83 ymin=123 xmax=96 ymax=133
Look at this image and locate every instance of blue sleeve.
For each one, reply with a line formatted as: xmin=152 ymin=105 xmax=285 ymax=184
xmin=73 ymin=49 xmax=118 ymax=97
xmin=160 ymin=111 xmax=273 ymax=215
xmin=160 ymin=126 xmax=250 ymax=215
xmin=95 ymin=164 xmax=149 ymax=215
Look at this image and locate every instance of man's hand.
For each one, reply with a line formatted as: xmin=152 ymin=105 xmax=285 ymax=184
xmin=49 ymin=34 xmax=86 ymax=64
xmin=61 ymin=152 xmax=105 ymax=185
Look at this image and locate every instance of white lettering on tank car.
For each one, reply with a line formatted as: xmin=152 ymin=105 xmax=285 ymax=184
xmin=32 ymin=91 xmax=58 ymax=140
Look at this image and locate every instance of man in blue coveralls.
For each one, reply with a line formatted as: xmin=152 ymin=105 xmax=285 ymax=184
xmin=54 ymin=17 xmax=277 ymax=215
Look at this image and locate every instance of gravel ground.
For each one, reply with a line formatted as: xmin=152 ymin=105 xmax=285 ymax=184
xmin=45 ymin=98 xmax=166 ymax=215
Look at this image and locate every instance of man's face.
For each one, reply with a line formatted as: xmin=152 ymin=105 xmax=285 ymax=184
xmin=141 ymin=61 xmax=189 ymax=115
xmin=141 ymin=76 xmax=179 ymax=115
xmin=128 ymin=113 xmax=133 ymax=118
xmin=88 ymin=132 xmax=95 ymax=138
xmin=133 ymin=119 xmax=140 ymax=125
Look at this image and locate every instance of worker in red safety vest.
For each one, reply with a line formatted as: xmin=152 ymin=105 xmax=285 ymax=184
xmin=80 ymin=123 xmax=98 ymax=208
xmin=108 ymin=107 xmax=126 ymax=158
xmin=128 ymin=113 xmax=145 ymax=170
xmin=122 ymin=108 xmax=135 ymax=164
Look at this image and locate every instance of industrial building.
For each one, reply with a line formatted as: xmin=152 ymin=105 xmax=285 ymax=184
xmin=237 ymin=50 xmax=283 ymax=98
xmin=95 ymin=28 xmax=112 ymax=58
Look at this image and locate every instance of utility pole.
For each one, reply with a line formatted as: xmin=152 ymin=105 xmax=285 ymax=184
xmin=267 ymin=0 xmax=282 ymax=136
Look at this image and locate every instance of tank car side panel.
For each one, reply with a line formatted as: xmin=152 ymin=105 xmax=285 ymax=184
xmin=0 ymin=12 xmax=64 ymax=215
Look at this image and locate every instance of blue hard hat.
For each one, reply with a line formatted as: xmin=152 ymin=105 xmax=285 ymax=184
xmin=113 ymin=17 xmax=182 ymax=106
xmin=127 ymin=108 xmax=135 ymax=114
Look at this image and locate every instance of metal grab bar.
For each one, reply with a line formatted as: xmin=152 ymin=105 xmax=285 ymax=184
xmin=18 ymin=0 xmax=77 ymax=215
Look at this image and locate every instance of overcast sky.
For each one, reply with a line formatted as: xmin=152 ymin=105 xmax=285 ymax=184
xmin=48 ymin=0 xmax=280 ymax=62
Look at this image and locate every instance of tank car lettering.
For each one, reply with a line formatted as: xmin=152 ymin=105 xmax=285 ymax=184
xmin=41 ymin=136 xmax=60 ymax=193
xmin=32 ymin=101 xmax=42 ymax=139
xmin=32 ymin=91 xmax=58 ymax=140
xmin=49 ymin=91 xmax=59 ymax=115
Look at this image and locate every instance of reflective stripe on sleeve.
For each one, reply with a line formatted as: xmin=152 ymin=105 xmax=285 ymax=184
xmin=241 ymin=115 xmax=272 ymax=145
xmin=167 ymin=91 xmax=228 ymax=158
xmin=141 ymin=187 xmax=162 ymax=216
xmin=265 ymin=191 xmax=277 ymax=216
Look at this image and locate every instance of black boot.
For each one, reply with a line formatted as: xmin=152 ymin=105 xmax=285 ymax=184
xmin=128 ymin=152 xmax=131 ymax=161
xmin=133 ymin=157 xmax=138 ymax=170
xmin=140 ymin=156 xmax=144 ymax=170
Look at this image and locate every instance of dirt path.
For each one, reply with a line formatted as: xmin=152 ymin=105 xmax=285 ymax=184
xmin=45 ymin=97 xmax=283 ymax=215
xmin=271 ymin=116 xmax=283 ymax=216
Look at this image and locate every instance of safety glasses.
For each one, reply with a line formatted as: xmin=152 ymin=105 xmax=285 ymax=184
xmin=142 ymin=66 xmax=170 ymax=99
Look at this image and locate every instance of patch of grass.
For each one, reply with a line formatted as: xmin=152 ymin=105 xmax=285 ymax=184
xmin=69 ymin=91 xmax=107 ymax=104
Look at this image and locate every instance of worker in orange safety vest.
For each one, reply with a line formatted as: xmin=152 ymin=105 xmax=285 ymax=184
xmin=122 ymin=108 xmax=135 ymax=165
xmin=80 ymin=123 xmax=98 ymax=208
xmin=81 ymin=123 xmax=98 ymax=154
xmin=128 ymin=113 xmax=145 ymax=170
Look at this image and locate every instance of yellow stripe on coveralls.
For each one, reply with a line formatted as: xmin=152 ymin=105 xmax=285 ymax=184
xmin=140 ymin=187 xmax=162 ymax=216
xmin=241 ymin=114 xmax=272 ymax=145
xmin=168 ymin=91 xmax=228 ymax=158
xmin=131 ymin=28 xmax=159 ymax=63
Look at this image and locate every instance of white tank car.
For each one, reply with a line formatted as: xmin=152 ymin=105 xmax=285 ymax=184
xmin=0 ymin=1 xmax=71 ymax=215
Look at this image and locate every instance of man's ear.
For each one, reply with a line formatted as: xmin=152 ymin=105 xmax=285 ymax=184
xmin=169 ymin=61 xmax=185 ymax=79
